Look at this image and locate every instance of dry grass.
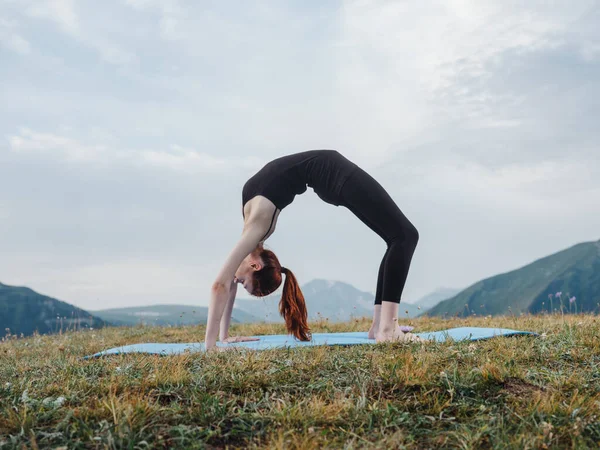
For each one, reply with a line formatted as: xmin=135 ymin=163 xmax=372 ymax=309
xmin=1 ymin=314 xmax=600 ymax=449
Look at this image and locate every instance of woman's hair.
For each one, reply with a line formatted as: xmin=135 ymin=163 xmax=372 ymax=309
xmin=250 ymin=244 xmax=311 ymax=341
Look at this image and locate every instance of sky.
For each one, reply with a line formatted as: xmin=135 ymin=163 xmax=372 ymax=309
xmin=1 ymin=0 xmax=599 ymax=311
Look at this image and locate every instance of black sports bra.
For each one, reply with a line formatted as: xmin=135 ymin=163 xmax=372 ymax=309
xmin=241 ymin=150 xmax=358 ymax=216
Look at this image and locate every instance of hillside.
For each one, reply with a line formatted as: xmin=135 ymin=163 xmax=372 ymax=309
xmin=0 ymin=281 xmax=107 ymax=337
xmin=427 ymin=239 xmax=600 ymax=317
xmin=91 ymin=304 xmax=258 ymax=326
xmin=235 ymin=279 xmax=424 ymax=322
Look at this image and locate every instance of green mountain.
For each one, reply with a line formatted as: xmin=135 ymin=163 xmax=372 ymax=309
xmin=91 ymin=304 xmax=258 ymax=326
xmin=426 ymin=239 xmax=600 ymax=318
xmin=0 ymin=281 xmax=107 ymax=337
xmin=235 ymin=279 xmax=424 ymax=322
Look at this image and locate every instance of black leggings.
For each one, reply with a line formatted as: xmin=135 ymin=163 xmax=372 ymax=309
xmin=339 ymin=167 xmax=419 ymax=305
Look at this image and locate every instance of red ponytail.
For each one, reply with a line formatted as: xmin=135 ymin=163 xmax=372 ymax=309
xmin=250 ymin=245 xmax=311 ymax=341
xmin=279 ymin=267 xmax=311 ymax=341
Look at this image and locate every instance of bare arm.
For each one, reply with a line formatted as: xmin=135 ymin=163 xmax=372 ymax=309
xmin=219 ymin=282 xmax=237 ymax=340
xmin=219 ymin=281 xmax=261 ymax=343
xmin=205 ymin=223 xmax=267 ymax=350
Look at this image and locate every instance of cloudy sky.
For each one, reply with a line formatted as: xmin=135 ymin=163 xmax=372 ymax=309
xmin=1 ymin=0 xmax=599 ymax=311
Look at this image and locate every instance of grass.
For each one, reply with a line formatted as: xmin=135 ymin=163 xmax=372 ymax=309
xmin=1 ymin=314 xmax=600 ymax=449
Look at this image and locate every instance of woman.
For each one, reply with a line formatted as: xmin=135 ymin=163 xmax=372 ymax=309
xmin=205 ymin=150 xmax=421 ymax=350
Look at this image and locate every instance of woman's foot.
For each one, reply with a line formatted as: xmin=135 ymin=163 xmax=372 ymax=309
xmin=368 ymin=323 xmax=378 ymax=339
xmin=368 ymin=305 xmax=382 ymax=339
xmin=376 ymin=326 xmax=423 ymax=343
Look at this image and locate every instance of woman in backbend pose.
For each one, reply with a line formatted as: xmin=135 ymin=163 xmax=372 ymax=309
xmin=205 ymin=150 xmax=420 ymax=350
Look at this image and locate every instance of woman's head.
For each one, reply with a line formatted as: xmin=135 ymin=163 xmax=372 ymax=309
xmin=235 ymin=244 xmax=311 ymax=341
xmin=234 ymin=244 xmax=281 ymax=295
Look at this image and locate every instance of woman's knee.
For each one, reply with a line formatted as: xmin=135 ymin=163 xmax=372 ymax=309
xmin=407 ymin=223 xmax=419 ymax=247
xmin=389 ymin=222 xmax=419 ymax=248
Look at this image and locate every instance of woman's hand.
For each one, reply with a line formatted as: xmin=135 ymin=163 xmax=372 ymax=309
xmin=221 ymin=336 xmax=260 ymax=343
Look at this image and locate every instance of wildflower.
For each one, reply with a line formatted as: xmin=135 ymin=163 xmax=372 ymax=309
xmin=540 ymin=421 xmax=554 ymax=441
xmin=4 ymin=382 xmax=11 ymax=389
xmin=43 ymin=396 xmax=66 ymax=408
xmin=548 ymin=294 xmax=553 ymax=299
xmin=555 ymin=291 xmax=562 ymax=298
xmin=569 ymin=296 xmax=576 ymax=304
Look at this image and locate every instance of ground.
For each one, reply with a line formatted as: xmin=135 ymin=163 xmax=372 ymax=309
xmin=1 ymin=314 xmax=599 ymax=449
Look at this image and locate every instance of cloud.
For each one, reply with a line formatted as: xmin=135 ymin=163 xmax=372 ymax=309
xmin=142 ymin=145 xmax=263 ymax=173
xmin=1 ymin=0 xmax=599 ymax=308
xmin=124 ymin=0 xmax=184 ymax=41
xmin=0 ymin=32 xmax=31 ymax=55
xmin=25 ymin=0 xmax=78 ymax=33
xmin=7 ymin=128 xmax=264 ymax=173
xmin=0 ymin=19 xmax=31 ymax=54
xmin=11 ymin=0 xmax=138 ymax=66
xmin=43 ymin=259 xmax=208 ymax=309
xmin=0 ymin=254 xmax=214 ymax=309
xmin=332 ymin=0 xmax=599 ymax=164
xmin=9 ymin=128 xmax=105 ymax=162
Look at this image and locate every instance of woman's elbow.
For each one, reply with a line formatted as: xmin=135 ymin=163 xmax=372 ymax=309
xmin=211 ymin=280 xmax=230 ymax=295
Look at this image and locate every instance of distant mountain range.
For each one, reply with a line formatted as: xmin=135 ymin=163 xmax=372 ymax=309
xmin=92 ymin=279 xmax=427 ymax=327
xmin=235 ymin=279 xmax=426 ymax=322
xmin=408 ymin=287 xmax=462 ymax=310
xmin=0 ymin=277 xmax=431 ymax=337
xmin=0 ymin=282 xmax=106 ymax=337
xmin=6 ymin=238 xmax=597 ymax=335
xmin=90 ymin=304 xmax=258 ymax=326
xmin=426 ymin=239 xmax=600 ymax=317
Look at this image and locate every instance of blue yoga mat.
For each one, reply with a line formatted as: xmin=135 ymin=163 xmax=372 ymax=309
xmin=85 ymin=327 xmax=536 ymax=359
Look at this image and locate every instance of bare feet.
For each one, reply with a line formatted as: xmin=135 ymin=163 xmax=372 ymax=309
xmin=368 ymin=323 xmax=378 ymax=339
xmin=376 ymin=326 xmax=423 ymax=343
xmin=221 ymin=336 xmax=260 ymax=343
xmin=368 ymin=305 xmax=381 ymax=339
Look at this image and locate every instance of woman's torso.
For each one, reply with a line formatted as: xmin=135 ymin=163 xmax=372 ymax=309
xmin=242 ymin=149 xmax=358 ymax=215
